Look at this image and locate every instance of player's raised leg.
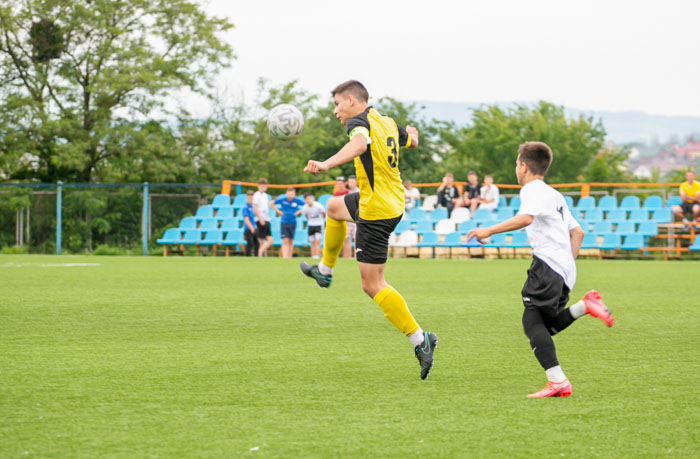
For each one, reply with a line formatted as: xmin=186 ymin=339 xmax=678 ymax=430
xmin=358 ymin=261 xmax=437 ymax=380
xmin=300 ymin=196 xmax=352 ymax=288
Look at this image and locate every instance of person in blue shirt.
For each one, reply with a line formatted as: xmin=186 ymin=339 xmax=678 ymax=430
xmin=241 ymin=191 xmax=258 ymax=256
xmin=271 ymin=187 xmax=305 ymax=258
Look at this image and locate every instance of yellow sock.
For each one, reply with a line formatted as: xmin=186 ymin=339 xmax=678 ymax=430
xmin=373 ymin=285 xmax=419 ymax=336
xmin=321 ymin=217 xmax=346 ymax=269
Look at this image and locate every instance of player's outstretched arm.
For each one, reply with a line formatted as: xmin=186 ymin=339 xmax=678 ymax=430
xmin=406 ymin=125 xmax=419 ymax=148
xmin=569 ymin=226 xmax=584 ymax=259
xmin=467 ymin=214 xmax=533 ymax=243
xmin=303 ymin=135 xmax=367 ymax=175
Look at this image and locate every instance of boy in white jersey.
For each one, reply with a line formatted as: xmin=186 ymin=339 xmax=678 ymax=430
xmin=301 ymin=193 xmax=326 ymax=259
xmin=467 ymin=141 xmax=614 ymax=398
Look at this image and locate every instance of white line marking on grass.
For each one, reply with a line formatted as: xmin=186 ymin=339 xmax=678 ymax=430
xmin=40 ymin=263 xmax=101 ymax=267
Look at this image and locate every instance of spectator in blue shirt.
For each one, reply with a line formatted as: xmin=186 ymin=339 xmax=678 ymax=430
xmin=271 ymin=187 xmax=305 ymax=258
xmin=241 ymin=191 xmax=258 ymax=256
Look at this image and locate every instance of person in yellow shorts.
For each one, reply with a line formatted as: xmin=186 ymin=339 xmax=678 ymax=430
xmin=299 ymin=80 xmax=438 ymax=380
xmin=671 ymin=170 xmax=700 ymax=224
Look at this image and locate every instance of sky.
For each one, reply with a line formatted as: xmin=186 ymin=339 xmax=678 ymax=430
xmin=194 ymin=0 xmax=700 ymax=117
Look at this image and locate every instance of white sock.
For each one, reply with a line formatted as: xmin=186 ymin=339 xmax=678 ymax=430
xmin=409 ymin=328 xmax=425 ymax=347
xmin=318 ymin=262 xmax=333 ymax=276
xmin=569 ymin=300 xmax=586 ymax=319
xmin=545 ymin=365 xmax=567 ymax=383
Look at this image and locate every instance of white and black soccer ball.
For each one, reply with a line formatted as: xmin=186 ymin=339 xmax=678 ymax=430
xmin=267 ymin=104 xmax=304 ymax=140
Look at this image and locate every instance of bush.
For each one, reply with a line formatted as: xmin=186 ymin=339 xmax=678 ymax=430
xmin=93 ymin=244 xmax=124 ymax=256
xmin=1 ymin=245 xmax=29 ymax=254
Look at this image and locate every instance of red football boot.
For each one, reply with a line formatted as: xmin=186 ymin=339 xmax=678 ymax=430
xmin=527 ymin=379 xmax=572 ymax=398
xmin=582 ymin=290 xmax=614 ymax=327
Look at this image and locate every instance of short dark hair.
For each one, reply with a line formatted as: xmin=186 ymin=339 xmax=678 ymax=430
xmin=258 ymin=178 xmax=268 ymax=185
xmin=286 ymin=187 xmax=295 ymax=192
xmin=331 ymin=80 xmax=369 ymax=102
xmin=467 ymin=171 xmax=477 ymax=176
xmin=304 ymin=192 xmax=313 ymax=198
xmin=246 ymin=190 xmax=254 ymax=196
xmin=517 ymin=142 xmax=553 ymax=176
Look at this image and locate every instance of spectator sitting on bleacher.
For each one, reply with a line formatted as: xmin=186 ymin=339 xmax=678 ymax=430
xmin=253 ymin=178 xmax=273 ymax=257
xmin=478 ymin=175 xmax=500 ymax=211
xmin=242 ymin=190 xmax=259 ymax=257
xmin=301 ymin=193 xmax=326 ymax=259
xmin=672 ymin=170 xmax=700 ymax=225
xmin=271 ymin=187 xmax=304 ymax=258
xmin=404 ymin=179 xmax=421 ymax=211
xmin=460 ymin=171 xmax=482 ymax=213
xmin=437 ymin=172 xmax=461 ymax=217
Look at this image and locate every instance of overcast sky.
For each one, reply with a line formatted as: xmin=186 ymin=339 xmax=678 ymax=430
xmin=196 ymin=0 xmax=699 ymax=117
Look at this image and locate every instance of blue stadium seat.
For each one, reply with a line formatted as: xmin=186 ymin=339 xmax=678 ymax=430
xmin=496 ymin=208 xmax=514 ymax=221
xmin=178 ymin=216 xmax=197 ymax=230
xmin=629 ymin=209 xmax=650 ymax=224
xmin=643 ymin=196 xmax=663 ymax=210
xmin=580 ymin=233 xmax=598 ymax=249
xmin=575 ymin=196 xmax=595 ymax=212
xmin=508 ymin=196 xmax=521 ymax=211
xmin=157 ymin=228 xmax=181 ymax=245
xmin=606 ymin=208 xmax=627 ymax=224
xmin=231 ymin=194 xmax=247 ymax=211
xmin=414 ymin=221 xmax=434 ymax=235
xmin=598 ymin=234 xmax=621 ymax=250
xmin=506 ymin=232 xmax=530 ymax=248
xmin=689 ymin=237 xmax=700 ymax=251
xmin=438 ymin=232 xmax=463 ymax=247
xmin=458 ymin=220 xmax=477 ymax=234
xmin=409 ymin=208 xmax=429 ymax=223
xmin=564 ymin=195 xmax=575 ymax=210
xmin=318 ymin=194 xmax=333 ymax=207
xmin=666 ymin=196 xmax=682 ymax=208
xmin=583 ymin=208 xmax=603 ymax=224
xmin=215 ymin=206 xmax=234 ymax=220
xmin=597 ymin=195 xmax=617 ymax=213
xmin=180 ymin=230 xmax=202 ymax=245
xmin=430 ymin=208 xmax=448 ymax=221
xmin=211 ymin=194 xmax=231 ymax=209
xmin=620 ymin=234 xmax=644 ymax=250
xmin=200 ymin=229 xmax=223 ymax=246
xmin=472 ymin=208 xmax=496 ymax=223
xmin=199 ymin=218 xmax=218 ymax=231
xmin=195 ymin=205 xmax=214 ymax=220
xmin=593 ymin=221 xmax=613 ymax=236
xmin=619 ymin=195 xmax=641 ymax=211
xmin=271 ymin=230 xmax=282 ymax=247
xmin=222 ymin=229 xmax=244 ymax=246
xmin=416 ymin=232 xmax=439 ymax=247
xmin=484 ymin=233 xmax=506 ymax=248
xmin=220 ymin=217 xmax=240 ymax=231
xmin=637 ymin=221 xmax=658 ymax=237
xmin=269 ymin=216 xmax=281 ymax=229
xmin=651 ymin=208 xmax=672 ymax=224
xmin=614 ymin=221 xmax=635 ymax=235
xmin=393 ymin=220 xmax=411 ymax=235
xmin=498 ymin=196 xmax=507 ymax=208
xmin=293 ymin=231 xmax=309 ymax=247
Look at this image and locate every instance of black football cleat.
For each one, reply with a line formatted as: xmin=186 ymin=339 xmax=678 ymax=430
xmin=299 ymin=262 xmax=332 ymax=288
xmin=414 ymin=331 xmax=438 ymax=380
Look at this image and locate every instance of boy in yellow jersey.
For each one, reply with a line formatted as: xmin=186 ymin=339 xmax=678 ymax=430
xmin=671 ymin=170 xmax=700 ymax=224
xmin=299 ymin=80 xmax=438 ymax=380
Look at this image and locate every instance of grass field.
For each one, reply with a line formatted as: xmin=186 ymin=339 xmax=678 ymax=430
xmin=1 ymin=255 xmax=698 ymax=457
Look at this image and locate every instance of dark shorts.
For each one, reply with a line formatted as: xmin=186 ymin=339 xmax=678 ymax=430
xmin=256 ymin=221 xmax=271 ymax=239
xmin=521 ymin=256 xmax=570 ymax=318
xmin=344 ymin=193 xmax=402 ymax=264
xmin=307 ymin=225 xmax=323 ymax=237
xmin=280 ymin=222 xmax=296 ymax=239
xmin=681 ymin=201 xmax=699 ymax=214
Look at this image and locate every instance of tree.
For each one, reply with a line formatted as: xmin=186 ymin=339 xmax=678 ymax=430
xmin=0 ymin=0 xmax=233 ymax=183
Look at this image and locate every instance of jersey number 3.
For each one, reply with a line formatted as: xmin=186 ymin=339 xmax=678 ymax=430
xmin=386 ymin=137 xmax=398 ymax=168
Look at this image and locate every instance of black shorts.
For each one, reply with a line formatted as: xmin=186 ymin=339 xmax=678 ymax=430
xmin=256 ymin=221 xmax=271 ymax=239
xmin=307 ymin=225 xmax=322 ymax=237
xmin=280 ymin=222 xmax=296 ymax=239
xmin=681 ymin=201 xmax=699 ymax=214
xmin=521 ymin=256 xmax=570 ymax=318
xmin=344 ymin=193 xmax=402 ymax=264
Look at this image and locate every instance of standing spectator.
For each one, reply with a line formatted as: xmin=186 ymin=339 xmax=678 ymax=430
xmin=436 ymin=172 xmax=461 ymax=217
xmin=404 ymin=179 xmax=421 ymax=211
xmin=478 ymin=175 xmax=500 ymax=211
xmin=671 ymin=170 xmax=700 ymax=225
xmin=241 ymin=190 xmax=258 ymax=256
xmin=301 ymin=193 xmax=326 ymax=259
xmin=253 ymin=178 xmax=273 ymax=257
xmin=347 ymin=175 xmax=359 ymax=249
xmin=334 ymin=176 xmax=353 ymax=258
xmin=347 ymin=175 xmax=359 ymax=194
xmin=271 ymin=187 xmax=305 ymax=258
xmin=334 ymin=176 xmax=349 ymax=197
xmin=461 ymin=171 xmax=482 ymax=213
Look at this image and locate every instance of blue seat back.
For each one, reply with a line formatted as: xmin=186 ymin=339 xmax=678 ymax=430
xmin=393 ymin=220 xmax=411 ymax=234
xmin=202 ymin=229 xmax=223 ymax=243
xmin=199 ymin=218 xmax=218 ymax=230
xmin=507 ymin=232 xmax=529 ymax=248
xmin=637 ymin=221 xmax=658 ymax=237
xmin=458 ymin=220 xmax=477 ymax=233
xmin=409 ymin=208 xmax=428 ymax=222
xmin=220 ymin=217 xmax=240 ymax=230
xmin=575 ymin=196 xmax=595 ymax=211
xmin=293 ymin=231 xmax=308 ymax=246
xmin=414 ymin=221 xmax=434 ymax=235
xmin=418 ymin=232 xmax=439 ymax=246
xmin=564 ymin=195 xmax=575 ymax=210
xmin=496 ymin=208 xmax=514 ymax=221
xmin=628 ymin=209 xmax=649 ymax=223
xmin=622 ymin=234 xmax=643 ymax=249
xmin=614 ymin=221 xmax=635 ymax=235
xmin=441 ymin=232 xmax=462 ymax=246
xmin=498 ymin=196 xmax=507 ymax=207
xmin=231 ymin=194 xmax=247 ymax=210
xmin=158 ymin=228 xmax=181 ymax=244
xmin=430 ymin=207 xmax=448 ymax=221
xmin=593 ymin=221 xmax=612 ymax=235
xmin=195 ymin=205 xmax=214 ymax=219
xmin=583 ymin=208 xmax=603 ymax=223
xmin=651 ymin=208 xmax=671 ymax=223
xmin=212 ymin=194 xmax=231 ymax=208
xmin=318 ymin=194 xmax=333 ymax=207
xmin=619 ymin=195 xmax=641 ymax=211
xmin=216 ymin=206 xmax=234 ymax=219
xmin=606 ymin=208 xmax=627 ymax=223
xmin=643 ymin=196 xmax=663 ymax=209
xmin=597 ymin=195 xmax=617 ymax=212
xmin=224 ymin=229 xmax=244 ymax=244
xmin=179 ymin=216 xmax=197 ymax=230
xmin=484 ymin=233 xmax=506 ymax=247
xmin=666 ymin=196 xmax=682 ymax=208
xmin=472 ymin=208 xmax=495 ymax=222
xmin=599 ymin=234 xmax=621 ymax=249
xmin=581 ymin=233 xmax=598 ymax=249
xmin=508 ymin=196 xmax=521 ymax=211
xmin=181 ymin=230 xmax=202 ymax=244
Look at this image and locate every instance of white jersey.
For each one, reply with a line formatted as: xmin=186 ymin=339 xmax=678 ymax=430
xmin=252 ymin=191 xmax=270 ymax=222
xmin=517 ymin=179 xmax=580 ymax=289
xmin=301 ymin=202 xmax=325 ymax=226
xmin=479 ymin=184 xmax=500 ymax=211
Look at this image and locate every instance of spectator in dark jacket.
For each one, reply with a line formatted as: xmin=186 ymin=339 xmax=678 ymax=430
xmin=436 ymin=172 xmax=461 ymax=217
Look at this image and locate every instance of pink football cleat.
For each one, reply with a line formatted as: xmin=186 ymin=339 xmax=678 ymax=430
xmin=582 ymin=290 xmax=614 ymax=327
xmin=527 ymin=379 xmax=572 ymax=398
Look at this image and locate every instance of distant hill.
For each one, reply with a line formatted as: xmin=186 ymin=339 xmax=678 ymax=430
xmin=409 ymin=100 xmax=700 ymax=145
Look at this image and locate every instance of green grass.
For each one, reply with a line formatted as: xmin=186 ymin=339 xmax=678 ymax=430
xmin=1 ymin=255 xmax=698 ymax=457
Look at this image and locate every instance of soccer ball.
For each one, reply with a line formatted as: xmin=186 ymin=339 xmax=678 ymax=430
xmin=267 ymin=104 xmax=304 ymax=140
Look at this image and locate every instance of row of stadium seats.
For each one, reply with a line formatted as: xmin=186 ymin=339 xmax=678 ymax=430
xmin=157 ymin=228 xmax=318 ymax=249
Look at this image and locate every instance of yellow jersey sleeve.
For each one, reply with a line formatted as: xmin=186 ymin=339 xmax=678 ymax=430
xmin=680 ymin=180 xmax=700 ymax=202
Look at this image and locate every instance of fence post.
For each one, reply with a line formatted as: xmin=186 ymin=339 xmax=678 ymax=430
xmin=142 ymin=182 xmax=149 ymax=256
xmin=56 ymin=181 xmax=62 ymax=255
xmin=236 ymin=182 xmax=242 ymax=195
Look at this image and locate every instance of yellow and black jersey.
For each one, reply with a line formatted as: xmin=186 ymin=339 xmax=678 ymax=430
xmin=345 ymin=107 xmax=412 ymax=221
